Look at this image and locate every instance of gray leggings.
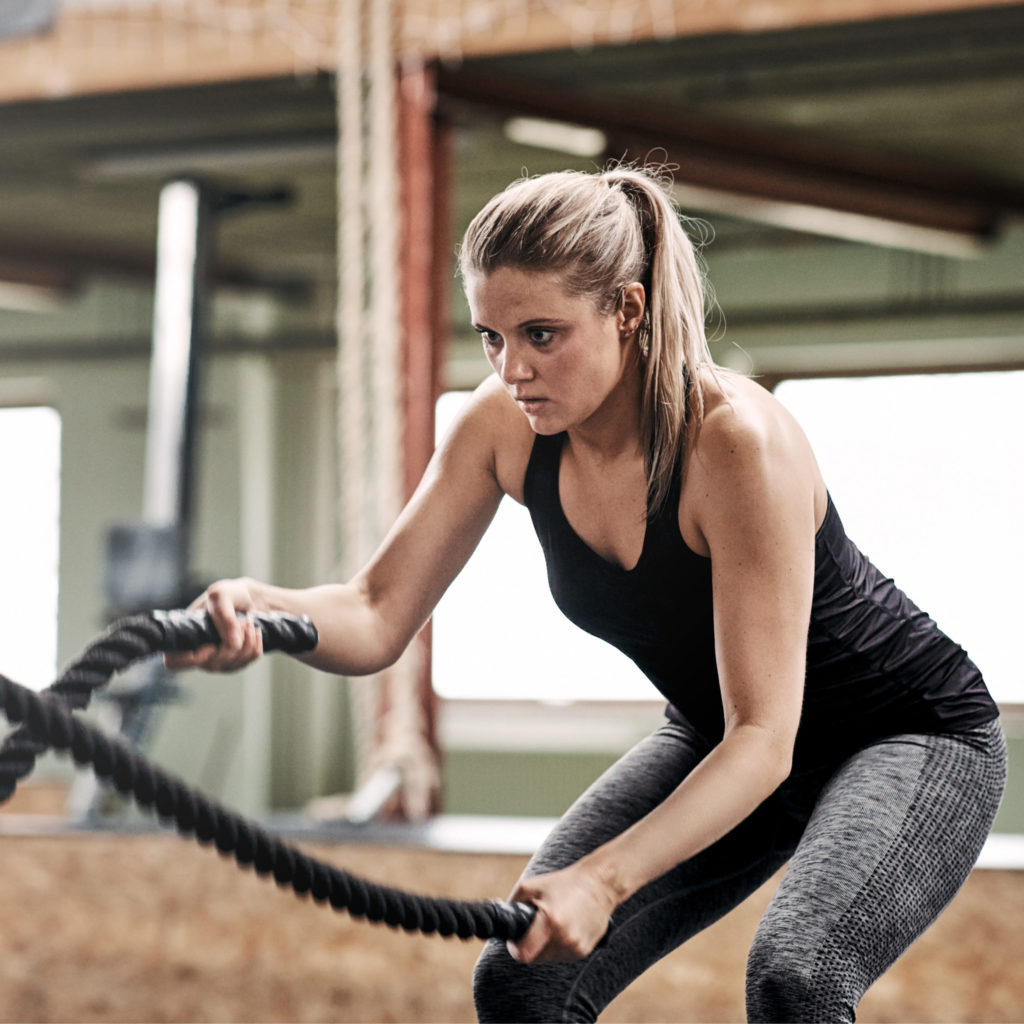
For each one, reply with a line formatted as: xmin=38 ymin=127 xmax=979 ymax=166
xmin=474 ymin=717 xmax=1006 ymax=1023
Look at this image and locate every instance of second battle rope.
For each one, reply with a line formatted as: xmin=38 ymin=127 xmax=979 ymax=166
xmin=0 ymin=610 xmax=535 ymax=943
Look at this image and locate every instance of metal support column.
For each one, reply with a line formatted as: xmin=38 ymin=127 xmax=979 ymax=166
xmin=70 ymin=179 xmax=288 ymax=820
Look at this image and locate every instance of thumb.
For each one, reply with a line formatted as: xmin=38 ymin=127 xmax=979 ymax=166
xmin=506 ymin=903 xmax=550 ymax=965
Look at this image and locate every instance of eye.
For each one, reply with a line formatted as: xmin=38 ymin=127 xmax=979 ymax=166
xmin=527 ymin=327 xmax=555 ymax=347
xmin=475 ymin=327 xmax=502 ymax=348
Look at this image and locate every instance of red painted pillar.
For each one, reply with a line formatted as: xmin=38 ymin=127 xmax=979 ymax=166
xmin=397 ymin=61 xmax=454 ymax=809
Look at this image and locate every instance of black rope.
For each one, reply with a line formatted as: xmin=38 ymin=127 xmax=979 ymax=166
xmin=0 ymin=611 xmax=535 ymax=943
xmin=0 ymin=610 xmax=318 ymax=801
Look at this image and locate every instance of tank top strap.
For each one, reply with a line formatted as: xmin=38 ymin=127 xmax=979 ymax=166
xmin=523 ymin=431 xmax=565 ymax=513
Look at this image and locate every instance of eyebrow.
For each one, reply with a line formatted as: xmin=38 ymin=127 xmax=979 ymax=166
xmin=472 ymin=317 xmax=571 ymax=332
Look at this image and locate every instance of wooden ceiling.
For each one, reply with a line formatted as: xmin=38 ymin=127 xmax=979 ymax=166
xmin=2 ymin=0 xmax=1022 ymax=104
xmin=0 ymin=1 xmax=1022 ymax=379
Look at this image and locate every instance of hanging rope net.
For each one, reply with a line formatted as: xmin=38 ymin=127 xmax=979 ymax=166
xmin=0 ymin=610 xmax=534 ymax=942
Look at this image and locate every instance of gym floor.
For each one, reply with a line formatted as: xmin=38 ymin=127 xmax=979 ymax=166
xmin=0 ymin=784 xmax=1021 ymax=1023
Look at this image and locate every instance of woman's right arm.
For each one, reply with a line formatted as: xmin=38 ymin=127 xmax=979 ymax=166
xmin=166 ymin=376 xmax=527 ymax=676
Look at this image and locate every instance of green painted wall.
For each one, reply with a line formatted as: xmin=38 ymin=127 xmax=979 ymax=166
xmin=443 ymin=749 xmax=619 ymax=819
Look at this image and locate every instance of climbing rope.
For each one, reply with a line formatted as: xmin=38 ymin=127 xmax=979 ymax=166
xmin=0 ymin=610 xmax=535 ymax=942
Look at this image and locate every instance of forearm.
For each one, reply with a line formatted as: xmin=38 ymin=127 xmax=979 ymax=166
xmin=582 ymin=724 xmax=792 ymax=905
xmin=248 ymin=578 xmax=412 ymax=676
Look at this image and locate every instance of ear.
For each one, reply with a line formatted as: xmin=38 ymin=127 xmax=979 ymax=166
xmin=617 ymin=282 xmax=646 ymax=331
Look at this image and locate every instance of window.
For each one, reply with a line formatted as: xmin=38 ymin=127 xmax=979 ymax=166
xmin=776 ymin=371 xmax=1024 ymax=705
xmin=432 ymin=373 xmax=1024 ymax=706
xmin=431 ymin=392 xmax=652 ymax=702
xmin=0 ymin=406 xmax=61 ymax=690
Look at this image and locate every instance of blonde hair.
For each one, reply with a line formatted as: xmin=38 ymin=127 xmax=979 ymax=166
xmin=459 ymin=165 xmax=717 ymax=518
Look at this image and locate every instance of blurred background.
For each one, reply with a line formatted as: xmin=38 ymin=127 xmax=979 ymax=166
xmin=0 ymin=1 xmax=1022 ymax=1020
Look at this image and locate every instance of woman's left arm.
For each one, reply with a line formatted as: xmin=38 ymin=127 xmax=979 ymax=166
xmin=510 ymin=395 xmax=819 ymax=964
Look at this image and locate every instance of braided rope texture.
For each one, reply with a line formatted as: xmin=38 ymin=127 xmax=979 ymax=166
xmin=0 ymin=611 xmax=317 ymax=800
xmin=0 ymin=615 xmax=165 ymax=800
xmin=0 ymin=612 xmax=533 ymax=943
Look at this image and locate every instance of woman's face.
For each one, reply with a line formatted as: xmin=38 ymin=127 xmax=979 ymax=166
xmin=465 ymin=267 xmax=643 ymax=437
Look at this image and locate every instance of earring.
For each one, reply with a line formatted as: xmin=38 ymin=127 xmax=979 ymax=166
xmin=635 ymin=317 xmax=651 ymax=358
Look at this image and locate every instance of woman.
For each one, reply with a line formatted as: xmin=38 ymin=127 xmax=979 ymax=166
xmin=168 ymin=167 xmax=1005 ymax=1022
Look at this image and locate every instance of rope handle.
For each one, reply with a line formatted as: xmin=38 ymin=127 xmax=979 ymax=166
xmin=0 ymin=610 xmax=537 ymax=943
xmin=152 ymin=609 xmax=319 ymax=655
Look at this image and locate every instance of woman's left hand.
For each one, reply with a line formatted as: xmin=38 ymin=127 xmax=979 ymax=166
xmin=506 ymin=861 xmax=617 ymax=964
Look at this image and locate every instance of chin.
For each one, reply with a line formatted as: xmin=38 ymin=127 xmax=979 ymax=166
xmin=524 ymin=412 xmax=566 ymax=435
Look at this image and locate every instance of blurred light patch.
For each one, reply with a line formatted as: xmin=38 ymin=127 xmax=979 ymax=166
xmin=0 ymin=406 xmax=61 ymax=690
xmin=0 ymin=281 xmax=67 ymax=314
xmin=504 ymin=117 xmax=607 ymax=158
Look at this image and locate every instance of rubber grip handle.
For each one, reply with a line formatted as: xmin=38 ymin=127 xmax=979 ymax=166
xmin=152 ymin=609 xmax=319 ymax=656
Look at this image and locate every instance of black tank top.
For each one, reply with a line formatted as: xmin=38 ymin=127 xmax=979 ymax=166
xmin=523 ymin=431 xmax=998 ymax=767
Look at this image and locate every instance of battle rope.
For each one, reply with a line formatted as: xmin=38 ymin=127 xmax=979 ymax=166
xmin=0 ymin=610 xmax=535 ymax=942
xmin=0 ymin=611 xmax=317 ymax=801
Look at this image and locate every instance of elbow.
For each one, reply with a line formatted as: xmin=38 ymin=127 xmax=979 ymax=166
xmin=761 ymin=737 xmax=790 ymax=790
xmin=374 ymin=641 xmax=406 ymax=674
xmin=761 ymin=725 xmax=795 ymax=788
xmin=342 ymin=632 xmax=407 ymax=676
xmin=347 ymin=579 xmax=419 ymax=675
xmin=361 ymin=621 xmax=425 ymax=676
xmin=309 ymin=616 xmax=409 ymax=677
xmin=726 ymin=720 xmax=795 ymax=792
xmin=754 ymin=739 xmax=792 ymax=794
xmin=770 ymin=745 xmax=794 ymax=789
xmin=363 ymin=594 xmax=438 ymax=675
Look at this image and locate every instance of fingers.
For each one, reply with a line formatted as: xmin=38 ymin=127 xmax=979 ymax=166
xmin=163 ymin=580 xmax=264 ymax=673
xmin=207 ymin=585 xmax=249 ymax=649
xmin=163 ymin=618 xmax=263 ymax=670
xmin=506 ymin=905 xmax=551 ymax=964
xmin=505 ymin=879 xmax=570 ymax=965
xmin=505 ymin=878 xmax=538 ymax=962
xmin=507 ymin=904 xmax=598 ymax=965
xmin=505 ymin=872 xmax=613 ymax=965
xmin=164 ymin=616 xmax=263 ymax=672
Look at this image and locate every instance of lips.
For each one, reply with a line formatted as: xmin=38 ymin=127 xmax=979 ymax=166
xmin=516 ymin=397 xmax=547 ymax=413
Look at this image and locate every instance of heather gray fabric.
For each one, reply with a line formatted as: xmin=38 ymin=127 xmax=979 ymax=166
xmin=473 ymin=718 xmax=1005 ymax=1023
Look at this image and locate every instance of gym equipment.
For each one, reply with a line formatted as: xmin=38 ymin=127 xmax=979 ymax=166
xmin=0 ymin=610 xmax=535 ymax=942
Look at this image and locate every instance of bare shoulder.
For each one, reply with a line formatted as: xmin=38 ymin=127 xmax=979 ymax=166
xmin=682 ymin=369 xmax=827 ymax=549
xmin=689 ymin=369 xmax=819 ymax=474
xmin=438 ymin=373 xmax=536 ymax=504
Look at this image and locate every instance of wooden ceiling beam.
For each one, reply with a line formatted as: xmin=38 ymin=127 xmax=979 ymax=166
xmin=1 ymin=0 xmax=1023 ymax=104
xmin=401 ymin=0 xmax=1024 ymax=60
xmin=435 ymin=65 xmax=1024 ymax=253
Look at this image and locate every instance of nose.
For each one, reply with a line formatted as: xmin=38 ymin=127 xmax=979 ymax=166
xmin=499 ymin=340 xmax=535 ymax=386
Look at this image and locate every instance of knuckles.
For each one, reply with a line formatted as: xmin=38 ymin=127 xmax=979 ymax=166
xmin=515 ymin=912 xmax=595 ymax=964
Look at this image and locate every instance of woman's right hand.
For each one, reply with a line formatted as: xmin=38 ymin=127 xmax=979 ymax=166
xmin=164 ymin=577 xmax=266 ymax=673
